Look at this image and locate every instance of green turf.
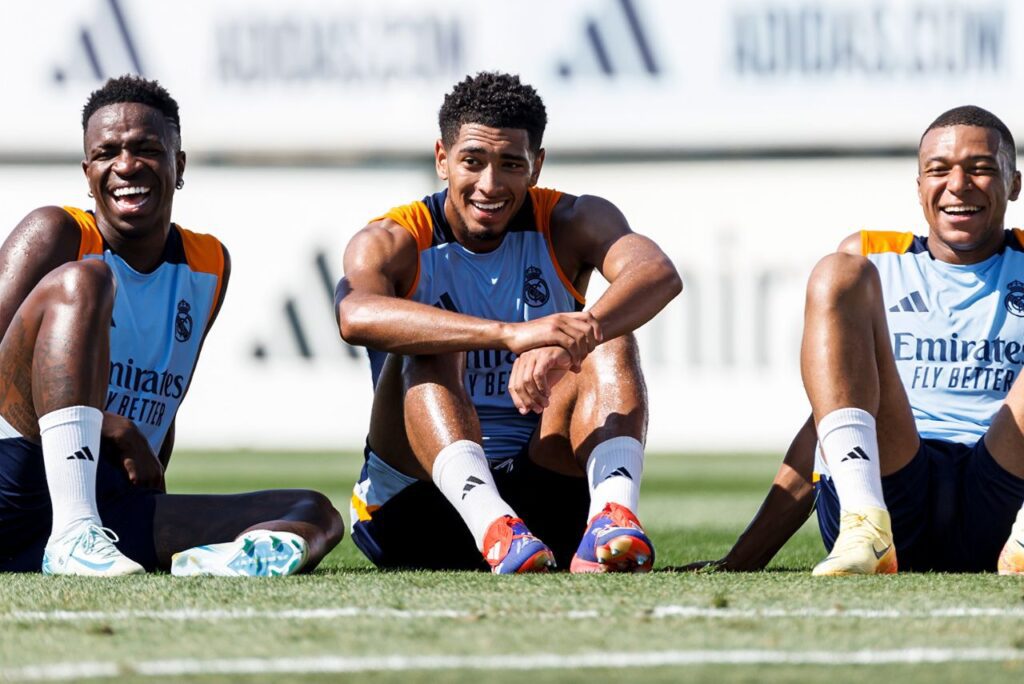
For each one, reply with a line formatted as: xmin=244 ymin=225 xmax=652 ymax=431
xmin=1 ymin=452 xmax=1022 ymax=683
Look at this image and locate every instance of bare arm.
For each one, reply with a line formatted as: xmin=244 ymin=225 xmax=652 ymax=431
xmin=507 ymin=195 xmax=682 ymax=413
xmin=336 ymin=220 xmax=600 ymax=359
xmin=681 ymin=416 xmax=817 ymax=571
xmin=555 ymin=195 xmax=682 ymax=340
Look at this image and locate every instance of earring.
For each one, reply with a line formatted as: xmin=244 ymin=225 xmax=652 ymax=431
xmin=176 ymin=179 xmax=185 ymax=190
xmin=88 ymin=191 xmax=94 ymax=198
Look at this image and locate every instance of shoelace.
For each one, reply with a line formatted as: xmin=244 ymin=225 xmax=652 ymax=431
xmin=76 ymin=525 xmax=123 ymax=559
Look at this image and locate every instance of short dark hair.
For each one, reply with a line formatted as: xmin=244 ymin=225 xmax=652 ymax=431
xmin=921 ymin=105 xmax=1016 ymax=171
xmin=439 ymin=72 xmax=547 ymax=153
xmin=82 ymin=75 xmax=181 ymax=147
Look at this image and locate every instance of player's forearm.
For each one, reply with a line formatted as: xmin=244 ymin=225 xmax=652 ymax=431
xmin=720 ymin=416 xmax=817 ymax=571
xmin=338 ymin=294 xmax=508 ymax=354
xmin=721 ymin=469 xmax=815 ymax=570
xmin=588 ymin=256 xmax=682 ymax=340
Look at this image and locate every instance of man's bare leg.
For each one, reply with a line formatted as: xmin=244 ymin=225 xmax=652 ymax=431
xmin=530 ymin=334 xmax=653 ymax=572
xmin=0 ymin=261 xmax=143 ymax=575
xmin=157 ymin=490 xmax=344 ymax=575
xmin=802 ymin=254 xmax=918 ymax=575
xmin=979 ymin=358 xmax=1024 ymax=573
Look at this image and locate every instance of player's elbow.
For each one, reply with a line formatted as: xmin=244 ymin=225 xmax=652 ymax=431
xmin=336 ymin=300 xmax=375 ymax=347
xmin=336 ymin=302 xmax=363 ymax=344
xmin=655 ymin=256 xmax=683 ymax=302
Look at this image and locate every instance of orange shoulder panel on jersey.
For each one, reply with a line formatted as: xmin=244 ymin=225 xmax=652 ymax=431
xmin=1012 ymin=228 xmax=1024 ymax=249
xmin=372 ymin=201 xmax=434 ymax=252
xmin=860 ymin=230 xmax=915 ymax=255
xmin=177 ymin=225 xmax=225 ymax=324
xmin=371 ymin=200 xmax=433 ymax=299
xmin=62 ymin=206 xmax=104 ymax=259
xmin=531 ymin=187 xmax=585 ymax=306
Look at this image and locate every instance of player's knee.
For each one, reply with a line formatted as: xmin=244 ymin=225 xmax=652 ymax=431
xmin=580 ymin=333 xmax=643 ymax=381
xmin=402 ymin=352 xmax=465 ymax=384
xmin=593 ymin=333 xmax=640 ymax=365
xmin=292 ymin=489 xmax=344 ymax=542
xmin=43 ymin=260 xmax=116 ymax=313
xmin=806 ymin=253 xmax=879 ymax=309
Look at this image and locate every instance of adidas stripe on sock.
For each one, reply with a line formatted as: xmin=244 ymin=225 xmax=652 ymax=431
xmin=817 ymin=407 xmax=886 ymax=511
xmin=431 ymin=440 xmax=516 ymax=550
xmin=39 ymin=406 xmax=104 ymax=538
xmin=586 ymin=436 xmax=644 ymax=519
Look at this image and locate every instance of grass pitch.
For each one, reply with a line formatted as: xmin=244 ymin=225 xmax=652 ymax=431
xmin=1 ymin=451 xmax=1023 ymax=683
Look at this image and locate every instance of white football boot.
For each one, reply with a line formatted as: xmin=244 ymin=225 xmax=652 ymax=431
xmin=171 ymin=530 xmax=308 ymax=577
xmin=42 ymin=522 xmax=145 ymax=576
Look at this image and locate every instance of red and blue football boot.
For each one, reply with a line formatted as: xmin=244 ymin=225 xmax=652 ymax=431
xmin=570 ymin=502 xmax=654 ymax=573
xmin=482 ymin=516 xmax=555 ymax=574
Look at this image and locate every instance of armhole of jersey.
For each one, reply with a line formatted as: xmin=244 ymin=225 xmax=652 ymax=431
xmin=1013 ymin=228 xmax=1024 ymax=250
xmin=177 ymin=226 xmax=225 ymax=324
xmin=531 ymin=188 xmax=585 ymax=306
xmin=371 ymin=200 xmax=433 ymax=299
xmin=860 ymin=230 xmax=915 ymax=255
xmin=62 ymin=206 xmax=103 ymax=259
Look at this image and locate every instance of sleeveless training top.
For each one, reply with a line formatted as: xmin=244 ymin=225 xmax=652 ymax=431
xmin=865 ymin=229 xmax=1024 ymax=444
xmin=371 ymin=187 xmax=584 ymax=460
xmin=63 ymin=207 xmax=226 ymax=454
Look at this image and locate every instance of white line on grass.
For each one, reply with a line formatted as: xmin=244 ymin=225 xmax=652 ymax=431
xmin=3 ymin=649 xmax=1023 ymax=681
xmin=652 ymin=606 xmax=1024 ymax=619
xmin=5 ymin=605 xmax=1024 ymax=623
xmin=4 ymin=607 xmax=469 ymax=622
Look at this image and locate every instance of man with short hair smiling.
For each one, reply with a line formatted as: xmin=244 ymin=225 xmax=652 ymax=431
xmin=695 ymin=106 xmax=1024 ymax=575
xmin=338 ymin=72 xmax=681 ymax=573
xmin=0 ymin=75 xmax=343 ymax=576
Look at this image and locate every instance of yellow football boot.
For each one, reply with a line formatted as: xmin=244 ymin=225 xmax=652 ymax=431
xmin=997 ymin=508 xmax=1024 ymax=575
xmin=813 ymin=506 xmax=897 ymax=576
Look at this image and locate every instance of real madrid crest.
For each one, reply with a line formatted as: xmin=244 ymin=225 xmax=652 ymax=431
xmin=1006 ymin=281 xmax=1024 ymax=318
xmin=175 ymin=299 xmax=194 ymax=342
xmin=523 ymin=266 xmax=550 ymax=307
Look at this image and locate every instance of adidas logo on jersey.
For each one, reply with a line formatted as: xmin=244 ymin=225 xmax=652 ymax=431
xmin=889 ymin=291 xmax=929 ymax=313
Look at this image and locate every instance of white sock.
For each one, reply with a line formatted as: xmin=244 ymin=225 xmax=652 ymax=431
xmin=431 ymin=440 xmax=516 ymax=550
xmin=817 ymin=408 xmax=887 ymax=511
xmin=586 ymin=436 xmax=644 ymax=519
xmin=39 ymin=406 xmax=103 ymax=539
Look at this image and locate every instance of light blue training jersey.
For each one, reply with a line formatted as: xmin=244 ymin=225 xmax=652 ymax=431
xmin=64 ymin=207 xmax=226 ymax=454
xmin=370 ymin=188 xmax=585 ymax=460
xmin=865 ymin=229 xmax=1024 ymax=444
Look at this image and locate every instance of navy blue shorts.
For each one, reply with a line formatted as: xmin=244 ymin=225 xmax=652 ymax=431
xmin=0 ymin=437 xmax=159 ymax=572
xmin=351 ymin=446 xmax=590 ymax=571
xmin=816 ymin=437 xmax=1024 ymax=572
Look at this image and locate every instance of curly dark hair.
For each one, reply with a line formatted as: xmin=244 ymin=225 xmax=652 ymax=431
xmin=439 ymin=72 xmax=547 ymax=152
xmin=81 ymin=75 xmax=181 ymax=148
xmin=922 ymin=105 xmax=1016 ymax=171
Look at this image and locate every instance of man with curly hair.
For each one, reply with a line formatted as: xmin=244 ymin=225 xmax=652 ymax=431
xmin=0 ymin=75 xmax=343 ymax=576
xmin=338 ymin=72 xmax=681 ymax=573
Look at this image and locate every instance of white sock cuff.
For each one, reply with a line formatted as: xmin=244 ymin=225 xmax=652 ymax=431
xmin=817 ymin=408 xmax=875 ymax=440
xmin=431 ymin=440 xmax=487 ymax=488
xmin=39 ymin=406 xmax=102 ymax=433
xmin=585 ymin=436 xmax=644 ymax=483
